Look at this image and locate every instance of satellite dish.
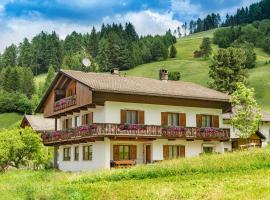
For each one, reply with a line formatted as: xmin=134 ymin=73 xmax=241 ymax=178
xmin=82 ymin=58 xmax=91 ymax=67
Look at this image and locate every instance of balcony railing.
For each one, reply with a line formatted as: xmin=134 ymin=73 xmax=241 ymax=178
xmin=54 ymin=95 xmax=76 ymax=111
xmin=41 ymin=123 xmax=230 ymax=144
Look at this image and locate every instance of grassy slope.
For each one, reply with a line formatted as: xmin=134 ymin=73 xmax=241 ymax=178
xmin=125 ymin=29 xmax=270 ymax=111
xmin=1 ymin=148 xmax=270 ymax=199
xmin=0 ymin=113 xmax=22 ymax=130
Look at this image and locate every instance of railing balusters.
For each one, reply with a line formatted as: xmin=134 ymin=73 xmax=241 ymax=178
xmin=41 ymin=123 xmax=230 ymax=143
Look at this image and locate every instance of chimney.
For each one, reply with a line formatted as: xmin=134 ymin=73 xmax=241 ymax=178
xmin=110 ymin=68 xmax=120 ymax=75
xmin=159 ymin=68 xmax=168 ymax=81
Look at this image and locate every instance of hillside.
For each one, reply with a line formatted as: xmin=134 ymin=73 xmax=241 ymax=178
xmin=0 ymin=113 xmax=22 ymax=130
xmin=125 ymin=29 xmax=270 ymax=111
xmin=1 ymin=148 xmax=270 ymax=199
xmin=33 ymin=29 xmax=270 ymax=111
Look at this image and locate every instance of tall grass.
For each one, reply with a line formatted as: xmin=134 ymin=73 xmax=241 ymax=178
xmin=75 ymin=148 xmax=270 ymax=184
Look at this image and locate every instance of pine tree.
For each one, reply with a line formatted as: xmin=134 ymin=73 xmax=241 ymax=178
xmin=2 ymin=44 xmax=17 ymax=68
xmin=3 ymin=67 xmax=20 ymax=92
xmin=169 ymin=45 xmax=177 ymax=58
xmin=200 ymin=37 xmax=212 ymax=58
xmin=85 ymin=27 xmax=99 ymax=58
xmin=208 ymin=47 xmax=248 ymax=93
xmin=18 ymin=38 xmax=32 ymax=68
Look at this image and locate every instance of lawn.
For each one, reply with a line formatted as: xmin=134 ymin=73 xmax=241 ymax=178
xmin=0 ymin=113 xmax=22 ymax=130
xmin=1 ymin=148 xmax=270 ymax=199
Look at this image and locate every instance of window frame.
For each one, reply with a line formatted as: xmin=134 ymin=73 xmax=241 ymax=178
xmin=168 ymin=145 xmax=180 ymax=159
xmin=118 ymin=145 xmax=130 ymax=160
xmin=83 ymin=145 xmax=93 ymax=161
xmin=203 ymin=146 xmax=214 ymax=154
xmin=74 ymin=116 xmax=79 ymax=128
xmin=126 ymin=110 xmax=138 ymax=124
xmin=63 ymin=147 xmax=71 ymax=161
xmin=167 ymin=112 xmax=179 ymax=126
xmin=201 ymin=115 xmax=213 ymax=127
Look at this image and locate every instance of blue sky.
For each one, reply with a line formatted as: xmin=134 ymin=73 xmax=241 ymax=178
xmin=0 ymin=0 xmax=260 ymax=52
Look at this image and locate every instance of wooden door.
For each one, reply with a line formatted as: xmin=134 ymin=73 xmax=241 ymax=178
xmin=145 ymin=145 xmax=151 ymax=163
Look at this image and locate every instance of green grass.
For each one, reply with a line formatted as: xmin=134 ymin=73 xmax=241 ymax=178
xmin=1 ymin=148 xmax=270 ymax=199
xmin=0 ymin=113 xmax=22 ymax=130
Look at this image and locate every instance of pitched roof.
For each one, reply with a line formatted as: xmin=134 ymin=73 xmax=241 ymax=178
xmin=60 ymin=69 xmax=229 ymax=102
xmin=21 ymin=115 xmax=55 ymax=131
xmin=223 ymin=111 xmax=270 ymax=122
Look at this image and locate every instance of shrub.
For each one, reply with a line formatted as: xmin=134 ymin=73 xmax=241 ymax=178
xmin=193 ymin=50 xmax=202 ymax=58
xmin=168 ymin=71 xmax=181 ymax=81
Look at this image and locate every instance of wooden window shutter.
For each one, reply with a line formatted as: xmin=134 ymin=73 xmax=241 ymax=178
xmin=68 ymin=118 xmax=72 ymax=128
xmin=89 ymin=112 xmax=94 ymax=125
xmin=196 ymin=114 xmax=202 ymax=127
xmin=212 ymin=115 xmax=219 ymax=128
xmin=161 ymin=112 xmax=168 ymax=126
xmin=81 ymin=115 xmax=85 ymax=125
xmin=120 ymin=110 xmax=126 ymax=124
xmin=113 ymin=145 xmax=119 ymax=161
xmin=179 ymin=113 xmax=186 ymax=127
xmin=138 ymin=111 xmax=145 ymax=124
xmin=179 ymin=145 xmax=185 ymax=158
xmin=130 ymin=145 xmax=137 ymax=160
xmin=163 ymin=145 xmax=169 ymax=160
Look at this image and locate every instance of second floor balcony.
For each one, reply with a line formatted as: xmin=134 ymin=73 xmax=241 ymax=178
xmin=54 ymin=95 xmax=76 ymax=111
xmin=41 ymin=123 xmax=230 ymax=145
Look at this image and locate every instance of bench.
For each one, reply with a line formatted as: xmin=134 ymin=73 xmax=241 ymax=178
xmin=113 ymin=160 xmax=136 ymax=168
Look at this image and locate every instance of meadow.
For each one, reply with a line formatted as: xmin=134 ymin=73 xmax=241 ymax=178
xmin=1 ymin=148 xmax=270 ymax=200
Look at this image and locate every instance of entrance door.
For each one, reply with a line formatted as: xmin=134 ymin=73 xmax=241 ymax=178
xmin=145 ymin=145 xmax=151 ymax=163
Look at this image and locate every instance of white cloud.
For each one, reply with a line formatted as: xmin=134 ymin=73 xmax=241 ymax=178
xmin=102 ymin=10 xmax=183 ymax=36
xmin=0 ymin=18 xmax=95 ymax=52
xmin=171 ymin=0 xmax=202 ymax=18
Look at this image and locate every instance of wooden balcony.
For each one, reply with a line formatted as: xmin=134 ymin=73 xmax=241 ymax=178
xmin=41 ymin=123 xmax=230 ymax=145
xmin=54 ymin=95 xmax=76 ymax=111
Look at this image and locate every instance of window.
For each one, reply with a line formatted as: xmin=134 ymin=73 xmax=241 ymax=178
xmin=168 ymin=145 xmax=179 ymax=159
xmin=63 ymin=147 xmax=71 ymax=161
xmin=203 ymin=146 xmax=213 ymax=154
xmin=81 ymin=113 xmax=93 ymax=126
xmin=202 ymin=115 xmax=212 ymax=127
xmin=167 ymin=113 xmax=179 ymax=126
xmin=119 ymin=145 xmax=130 ymax=160
xmin=62 ymin=118 xmax=72 ymax=129
xmin=83 ymin=145 xmax=93 ymax=161
xmin=74 ymin=146 xmax=79 ymax=161
xmin=74 ymin=116 xmax=79 ymax=127
xmin=126 ymin=110 xmax=138 ymax=124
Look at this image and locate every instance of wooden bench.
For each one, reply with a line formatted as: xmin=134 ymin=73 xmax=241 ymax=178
xmin=113 ymin=160 xmax=136 ymax=168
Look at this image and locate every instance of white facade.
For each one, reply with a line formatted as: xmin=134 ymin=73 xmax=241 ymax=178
xmin=56 ymin=101 xmax=235 ymax=172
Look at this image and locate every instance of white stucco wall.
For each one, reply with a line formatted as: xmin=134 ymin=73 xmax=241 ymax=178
xmin=58 ymin=138 xmax=110 ymax=172
xmin=104 ymin=101 xmax=223 ymax=127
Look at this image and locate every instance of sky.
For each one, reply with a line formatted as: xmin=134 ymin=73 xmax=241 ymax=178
xmin=0 ymin=0 xmax=260 ymax=52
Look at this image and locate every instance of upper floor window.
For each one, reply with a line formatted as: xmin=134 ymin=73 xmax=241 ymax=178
xmin=81 ymin=112 xmax=93 ymax=126
xmin=62 ymin=118 xmax=72 ymax=130
xmin=63 ymin=147 xmax=71 ymax=161
xmin=197 ymin=114 xmax=219 ymax=128
xmin=74 ymin=116 xmax=80 ymax=127
xmin=121 ymin=110 xmax=144 ymax=124
xmin=161 ymin=112 xmax=186 ymax=127
xmin=126 ymin=110 xmax=138 ymax=124
xmin=167 ymin=113 xmax=179 ymax=126
xmin=202 ymin=115 xmax=212 ymax=127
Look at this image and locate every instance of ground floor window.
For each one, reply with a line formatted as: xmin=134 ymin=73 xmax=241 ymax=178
xmin=63 ymin=147 xmax=71 ymax=161
xmin=203 ymin=146 xmax=213 ymax=154
xmin=74 ymin=146 xmax=79 ymax=161
xmin=113 ymin=145 xmax=137 ymax=160
xmin=163 ymin=145 xmax=185 ymax=160
xmin=83 ymin=145 xmax=93 ymax=161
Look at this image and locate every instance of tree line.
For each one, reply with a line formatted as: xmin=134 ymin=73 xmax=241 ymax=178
xmin=189 ymin=0 xmax=270 ymax=33
xmin=0 ymin=22 xmax=176 ymax=75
